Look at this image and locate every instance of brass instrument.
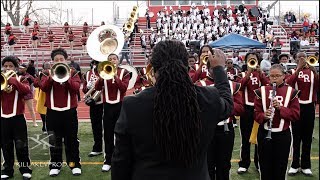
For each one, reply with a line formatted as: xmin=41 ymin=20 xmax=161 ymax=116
xmin=97 ymin=61 xmax=117 ymax=80
xmin=306 ymin=55 xmax=318 ymax=66
xmin=247 ymin=57 xmax=258 ymax=69
xmin=146 ymin=64 xmax=155 ymax=86
xmin=265 ymin=83 xmax=277 ymax=140
xmin=125 ymin=6 xmax=139 ymax=32
xmin=51 ymin=62 xmax=71 ymax=83
xmin=202 ymin=55 xmax=209 ymax=65
xmin=86 ymin=25 xmax=125 ymax=62
xmin=1 ymin=70 xmax=16 ymax=92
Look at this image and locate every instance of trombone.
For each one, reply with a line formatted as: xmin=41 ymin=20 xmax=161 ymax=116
xmin=1 ymin=70 xmax=16 ymax=92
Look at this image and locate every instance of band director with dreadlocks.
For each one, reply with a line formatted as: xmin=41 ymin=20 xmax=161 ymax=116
xmin=111 ymin=40 xmax=233 ymax=180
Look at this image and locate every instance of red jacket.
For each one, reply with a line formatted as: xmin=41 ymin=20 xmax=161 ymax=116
xmin=240 ymin=71 xmax=269 ymax=106
xmin=226 ymin=67 xmax=240 ymax=82
xmin=95 ymin=68 xmax=130 ymax=104
xmin=195 ymin=78 xmax=244 ymax=124
xmin=40 ymin=70 xmax=81 ymax=111
xmin=254 ymin=83 xmax=300 ymax=132
xmin=286 ymin=68 xmax=319 ymax=104
xmin=134 ymin=67 xmax=150 ymax=92
xmin=1 ymin=76 xmax=30 ymax=118
xmin=191 ymin=64 xmax=209 ymax=83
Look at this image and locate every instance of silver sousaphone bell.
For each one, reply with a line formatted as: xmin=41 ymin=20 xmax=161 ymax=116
xmin=86 ymin=25 xmax=125 ymax=62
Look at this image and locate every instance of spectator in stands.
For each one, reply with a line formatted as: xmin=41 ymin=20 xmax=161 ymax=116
xmin=63 ymin=22 xmax=69 ymax=40
xmin=83 ymin=22 xmax=89 ymax=34
xmin=101 ymin=21 xmax=105 ymax=26
xmin=286 ymin=12 xmax=296 ymax=31
xmin=120 ymin=38 xmax=130 ymax=65
xmin=149 ymin=28 xmax=156 ymax=49
xmin=232 ymin=51 xmax=243 ymax=69
xmin=271 ymin=48 xmax=279 ymax=65
xmin=145 ymin=8 xmax=151 ymax=29
xmin=33 ymin=21 xmax=40 ymax=32
xmin=8 ymin=32 xmax=17 ymax=51
xmin=140 ymin=30 xmax=146 ymax=54
xmin=31 ymin=29 xmax=39 ymax=49
xmin=134 ymin=19 xmax=139 ymax=33
xmin=4 ymin=23 xmax=12 ymax=39
xmin=81 ymin=32 xmax=88 ymax=53
xmin=302 ymin=16 xmax=310 ymax=36
xmin=315 ymin=38 xmax=319 ymax=47
xmin=279 ymin=53 xmax=289 ymax=63
xmin=27 ymin=60 xmax=36 ymax=78
xmin=273 ymin=37 xmax=284 ymax=48
xmin=68 ymin=30 xmax=75 ymax=50
xmin=300 ymin=36 xmax=310 ymax=47
xmin=291 ymin=30 xmax=299 ymax=40
xmin=22 ymin=15 xmax=31 ymax=34
xmin=47 ymin=30 xmax=55 ymax=51
xmin=260 ymin=53 xmax=271 ymax=74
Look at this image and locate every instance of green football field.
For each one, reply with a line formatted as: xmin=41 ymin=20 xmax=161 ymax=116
xmin=3 ymin=118 xmax=319 ymax=180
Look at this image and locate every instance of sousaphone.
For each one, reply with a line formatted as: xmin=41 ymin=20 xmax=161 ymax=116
xmin=86 ymin=25 xmax=125 ymax=62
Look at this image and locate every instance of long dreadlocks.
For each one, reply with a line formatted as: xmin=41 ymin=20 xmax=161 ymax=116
xmin=150 ymin=40 xmax=202 ymax=167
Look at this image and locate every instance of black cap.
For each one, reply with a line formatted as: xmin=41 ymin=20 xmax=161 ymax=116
xmin=19 ymin=63 xmax=27 ymax=69
xmin=278 ymin=53 xmax=289 ymax=60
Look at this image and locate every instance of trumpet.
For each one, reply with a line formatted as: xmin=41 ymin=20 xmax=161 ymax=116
xmin=1 ymin=70 xmax=16 ymax=92
xmin=202 ymin=55 xmax=209 ymax=65
xmin=97 ymin=61 xmax=117 ymax=80
xmin=50 ymin=62 xmax=71 ymax=83
xmin=306 ymin=55 xmax=318 ymax=66
xmin=247 ymin=57 xmax=258 ymax=69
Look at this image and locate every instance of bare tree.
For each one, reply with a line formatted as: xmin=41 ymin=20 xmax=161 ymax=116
xmin=1 ymin=0 xmax=34 ymax=26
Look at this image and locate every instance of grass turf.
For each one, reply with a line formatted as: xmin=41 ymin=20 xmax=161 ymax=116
xmin=2 ymin=118 xmax=318 ymax=180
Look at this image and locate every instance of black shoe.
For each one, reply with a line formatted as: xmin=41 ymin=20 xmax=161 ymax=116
xmin=88 ymin=151 xmax=103 ymax=157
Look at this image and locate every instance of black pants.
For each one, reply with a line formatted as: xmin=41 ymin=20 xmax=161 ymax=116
xmin=207 ymin=123 xmax=234 ymax=180
xmin=1 ymin=115 xmax=32 ymax=176
xmin=103 ymin=102 xmax=122 ymax=165
xmin=258 ymin=127 xmax=291 ymax=180
xmin=120 ymin=52 xmax=130 ymax=65
xmin=90 ymin=103 xmax=103 ymax=152
xmin=291 ymin=103 xmax=315 ymax=169
xmin=46 ymin=108 xmax=81 ymax=169
xmin=40 ymin=113 xmax=47 ymax=132
xmin=239 ymin=105 xmax=259 ymax=169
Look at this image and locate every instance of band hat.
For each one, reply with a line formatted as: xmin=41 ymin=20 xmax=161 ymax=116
xmin=19 ymin=63 xmax=27 ymax=69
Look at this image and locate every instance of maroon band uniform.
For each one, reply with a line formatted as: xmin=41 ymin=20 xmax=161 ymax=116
xmin=1 ymin=75 xmax=33 ymax=177
xmin=254 ymin=83 xmax=300 ymax=180
xmin=95 ymin=67 xmax=130 ymax=165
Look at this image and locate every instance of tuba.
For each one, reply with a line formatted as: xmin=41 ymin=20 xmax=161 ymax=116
xmin=247 ymin=57 xmax=258 ymax=69
xmin=86 ymin=25 xmax=125 ymax=62
xmin=51 ymin=62 xmax=71 ymax=83
xmin=306 ymin=55 xmax=318 ymax=66
xmin=1 ymin=70 xmax=16 ymax=92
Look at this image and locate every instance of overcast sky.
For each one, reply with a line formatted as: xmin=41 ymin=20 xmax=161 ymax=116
xmin=1 ymin=1 xmax=319 ymax=25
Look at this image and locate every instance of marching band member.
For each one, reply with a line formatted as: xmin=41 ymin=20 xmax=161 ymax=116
xmin=191 ymin=45 xmax=213 ymax=83
xmin=188 ymin=55 xmax=197 ymax=78
xmin=40 ymin=48 xmax=82 ymax=177
xmin=286 ymin=52 xmax=319 ymax=176
xmin=83 ymin=60 xmax=104 ymax=157
xmin=33 ymin=62 xmax=51 ymax=134
xmin=95 ymin=53 xmax=130 ymax=172
xmin=1 ymin=56 xmax=32 ymax=180
xmin=133 ymin=67 xmax=149 ymax=94
xmin=237 ymin=52 xmax=269 ymax=174
xmin=225 ymin=58 xmax=240 ymax=82
xmin=254 ymin=64 xmax=300 ymax=180
xmin=196 ymin=60 xmax=244 ymax=180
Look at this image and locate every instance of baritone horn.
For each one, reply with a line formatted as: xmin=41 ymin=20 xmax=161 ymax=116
xmin=51 ymin=62 xmax=71 ymax=83
xmin=1 ymin=70 xmax=16 ymax=91
xmin=146 ymin=64 xmax=155 ymax=86
xmin=247 ymin=57 xmax=258 ymax=69
xmin=306 ymin=55 xmax=318 ymax=66
xmin=97 ymin=61 xmax=117 ymax=80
